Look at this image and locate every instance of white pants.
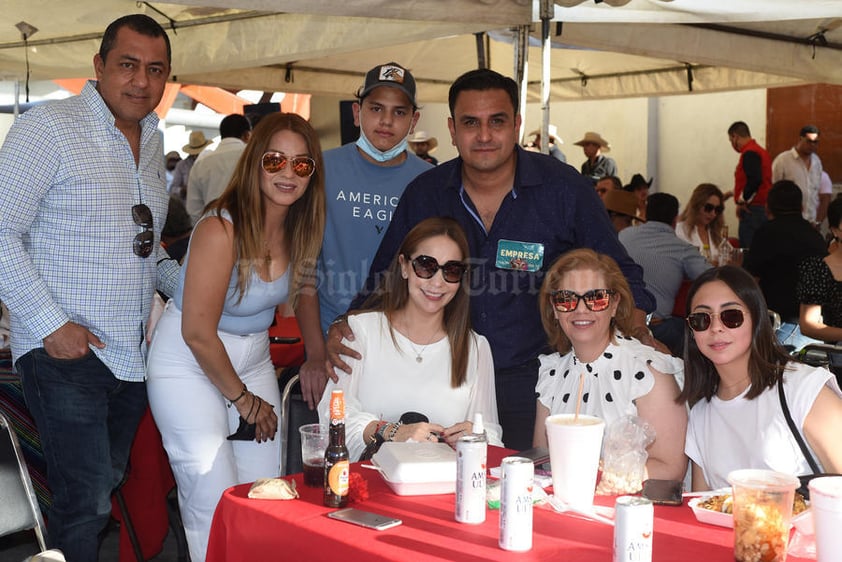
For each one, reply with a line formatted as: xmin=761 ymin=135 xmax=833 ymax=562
xmin=146 ymin=303 xmax=281 ymax=562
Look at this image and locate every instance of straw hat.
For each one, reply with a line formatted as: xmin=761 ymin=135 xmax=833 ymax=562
xmin=603 ymin=189 xmax=642 ymax=220
xmin=182 ymin=131 xmax=212 ymax=155
xmin=573 ymin=131 xmax=610 ymax=152
xmin=528 ymin=124 xmax=562 ymax=143
xmin=408 ymin=131 xmax=438 ymax=152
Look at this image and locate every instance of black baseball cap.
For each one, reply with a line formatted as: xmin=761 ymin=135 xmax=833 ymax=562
xmin=358 ymin=62 xmax=417 ymax=107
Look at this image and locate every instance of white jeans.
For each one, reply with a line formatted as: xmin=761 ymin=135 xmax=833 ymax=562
xmin=146 ymin=303 xmax=281 ymax=562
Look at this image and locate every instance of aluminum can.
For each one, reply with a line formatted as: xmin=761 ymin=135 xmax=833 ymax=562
xmin=455 ymin=433 xmax=487 ymax=524
xmin=613 ymin=495 xmax=653 ymax=562
xmin=499 ymin=456 xmax=534 ymax=552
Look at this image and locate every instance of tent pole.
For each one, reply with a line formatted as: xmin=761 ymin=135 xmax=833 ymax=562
xmin=514 ymin=25 xmax=530 ymax=145
xmin=539 ymin=0 xmax=553 ymax=156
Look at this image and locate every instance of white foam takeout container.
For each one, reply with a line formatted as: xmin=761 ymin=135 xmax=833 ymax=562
xmin=371 ymin=442 xmax=457 ymax=496
xmin=688 ymin=490 xmax=811 ymax=530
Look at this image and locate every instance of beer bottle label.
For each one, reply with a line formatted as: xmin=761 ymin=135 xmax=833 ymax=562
xmin=328 ymin=460 xmax=350 ymax=496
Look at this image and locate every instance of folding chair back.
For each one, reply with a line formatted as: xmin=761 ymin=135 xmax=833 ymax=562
xmin=0 ymin=410 xmax=48 ymax=551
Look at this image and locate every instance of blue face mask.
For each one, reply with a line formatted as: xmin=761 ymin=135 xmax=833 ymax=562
xmin=355 ymin=127 xmax=409 ymax=163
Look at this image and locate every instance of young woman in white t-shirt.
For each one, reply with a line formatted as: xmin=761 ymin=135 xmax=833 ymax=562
xmin=681 ymin=266 xmax=842 ymax=491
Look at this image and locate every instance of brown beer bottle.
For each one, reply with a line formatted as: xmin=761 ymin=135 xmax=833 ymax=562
xmin=324 ymin=389 xmax=350 ymax=507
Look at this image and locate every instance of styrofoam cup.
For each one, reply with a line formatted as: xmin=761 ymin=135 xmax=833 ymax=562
xmin=545 ymin=414 xmax=604 ymax=509
xmin=809 ymin=476 xmax=842 ymax=562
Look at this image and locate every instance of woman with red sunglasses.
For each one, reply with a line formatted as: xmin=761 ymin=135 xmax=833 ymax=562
xmin=532 ymin=248 xmax=688 ymax=482
xmin=681 ymin=266 xmax=842 ymax=491
xmin=676 ymin=183 xmax=729 ymax=265
xmin=317 ymin=217 xmax=503 ymax=461
xmin=146 ymin=113 xmax=326 ymax=562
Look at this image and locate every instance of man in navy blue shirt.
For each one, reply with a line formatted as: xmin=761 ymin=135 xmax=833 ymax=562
xmin=328 ymin=69 xmax=656 ymax=449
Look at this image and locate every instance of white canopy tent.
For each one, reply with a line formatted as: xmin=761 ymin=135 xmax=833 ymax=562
xmin=1 ymin=0 xmax=841 ymax=103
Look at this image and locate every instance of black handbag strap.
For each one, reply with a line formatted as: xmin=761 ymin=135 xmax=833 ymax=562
xmin=778 ymin=379 xmax=821 ymax=474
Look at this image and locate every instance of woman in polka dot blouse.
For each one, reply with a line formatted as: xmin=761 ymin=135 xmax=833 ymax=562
xmin=531 ymin=248 xmax=688 ymax=481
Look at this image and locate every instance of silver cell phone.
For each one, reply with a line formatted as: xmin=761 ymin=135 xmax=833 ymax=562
xmin=327 ymin=508 xmax=402 ymax=531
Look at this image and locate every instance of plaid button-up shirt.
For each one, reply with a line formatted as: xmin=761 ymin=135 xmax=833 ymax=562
xmin=0 ymin=81 xmax=179 ymax=381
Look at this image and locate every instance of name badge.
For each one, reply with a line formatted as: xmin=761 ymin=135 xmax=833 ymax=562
xmin=496 ymin=239 xmax=544 ymax=272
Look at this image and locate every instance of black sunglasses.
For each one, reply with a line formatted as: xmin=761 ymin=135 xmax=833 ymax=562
xmin=132 ymin=204 xmax=154 ymax=258
xmin=261 ymin=151 xmax=316 ymax=177
xmin=703 ymin=203 xmax=725 ymax=215
xmin=686 ymin=309 xmax=745 ymax=332
xmin=408 ymin=255 xmax=466 ymax=284
xmin=550 ymin=289 xmax=615 ymax=313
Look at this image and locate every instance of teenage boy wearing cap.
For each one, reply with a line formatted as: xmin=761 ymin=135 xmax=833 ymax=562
xmin=297 ymin=62 xmax=432 ymax=406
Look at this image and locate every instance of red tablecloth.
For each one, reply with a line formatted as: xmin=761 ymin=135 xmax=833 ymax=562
xmin=207 ymin=448 xmax=811 ymax=562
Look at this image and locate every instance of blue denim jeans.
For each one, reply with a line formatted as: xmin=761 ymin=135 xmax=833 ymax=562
xmin=738 ymin=204 xmax=768 ymax=249
xmin=775 ymin=322 xmax=821 ymax=354
xmin=650 ymin=316 xmax=687 ymax=358
xmin=494 ymin=359 xmax=539 ymax=451
xmin=17 ymin=348 xmax=147 ymax=562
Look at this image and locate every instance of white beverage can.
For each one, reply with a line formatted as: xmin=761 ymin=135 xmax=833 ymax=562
xmin=455 ymin=433 xmax=487 ymax=524
xmin=499 ymin=456 xmax=534 ymax=552
xmin=613 ymin=495 xmax=653 ymax=562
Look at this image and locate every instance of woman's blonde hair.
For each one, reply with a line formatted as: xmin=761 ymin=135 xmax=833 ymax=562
xmin=539 ymin=249 xmax=635 ymax=354
xmin=678 ymin=183 xmax=725 ymax=247
xmin=208 ymin=112 xmax=326 ymax=309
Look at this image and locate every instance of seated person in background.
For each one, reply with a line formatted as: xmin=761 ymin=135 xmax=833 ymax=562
xmin=681 ymin=266 xmax=842 ymax=491
xmin=797 ymin=195 xmax=842 ymax=344
xmin=676 ymin=183 xmax=728 ymax=265
xmin=532 ymin=249 xmax=688 ymax=481
xmin=595 ymin=175 xmax=622 ymax=200
xmin=575 ymin=131 xmax=617 ymax=184
xmin=620 ymin=193 xmax=711 ymax=357
xmin=318 ymin=217 xmax=503 ymax=461
xmin=624 ymin=173 xmax=652 ymax=221
xmin=602 ymin=189 xmax=640 ymax=233
xmin=744 ymin=180 xmax=826 ymax=351
xmin=524 ymin=124 xmax=566 ymax=163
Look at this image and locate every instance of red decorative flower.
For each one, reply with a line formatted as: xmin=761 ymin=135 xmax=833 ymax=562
xmin=347 ymin=472 xmax=369 ymax=503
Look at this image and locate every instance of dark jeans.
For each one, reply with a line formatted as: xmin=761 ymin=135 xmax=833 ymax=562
xmin=17 ymin=349 xmax=147 ymax=562
xmin=738 ymin=204 xmax=767 ymax=250
xmin=651 ymin=316 xmax=686 ymax=358
xmin=494 ymin=359 xmax=540 ymax=451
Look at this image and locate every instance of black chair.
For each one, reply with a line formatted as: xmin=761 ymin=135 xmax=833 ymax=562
xmin=0 ymin=410 xmax=49 ymax=553
xmin=797 ymin=343 xmax=842 ymax=386
xmin=278 ymin=369 xmax=319 ymax=476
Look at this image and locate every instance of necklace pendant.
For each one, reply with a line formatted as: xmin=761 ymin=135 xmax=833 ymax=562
xmin=416 ymin=355 xmax=423 ymax=363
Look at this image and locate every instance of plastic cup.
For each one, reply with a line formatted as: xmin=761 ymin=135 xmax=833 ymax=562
xmin=545 ymin=414 xmax=605 ymax=509
xmin=727 ymin=469 xmax=799 ymax=562
xmin=809 ymin=476 xmax=842 ymax=562
xmin=299 ymin=423 xmax=327 ymax=487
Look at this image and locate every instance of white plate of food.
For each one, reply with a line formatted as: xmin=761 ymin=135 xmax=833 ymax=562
xmin=688 ymin=489 xmax=810 ymax=529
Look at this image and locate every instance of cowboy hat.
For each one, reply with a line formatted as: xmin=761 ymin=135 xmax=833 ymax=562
xmin=407 ymin=131 xmax=438 ymax=152
xmin=528 ymin=124 xmax=562 ymax=143
xmin=182 ymin=131 xmax=213 ymax=155
xmin=626 ymin=173 xmax=653 ymax=192
xmin=603 ymin=189 xmax=642 ymax=220
xmin=573 ymin=131 xmax=610 ymax=152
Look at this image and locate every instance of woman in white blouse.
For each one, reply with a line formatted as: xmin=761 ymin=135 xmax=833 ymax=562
xmin=532 ymin=249 xmax=688 ymax=481
xmin=318 ymin=217 xmax=502 ymax=460
xmin=676 ymin=183 xmax=727 ymax=265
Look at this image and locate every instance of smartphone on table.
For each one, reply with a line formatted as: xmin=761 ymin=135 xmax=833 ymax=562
xmin=641 ymin=479 xmax=684 ymax=506
xmin=327 ymin=508 xmax=402 ymax=530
